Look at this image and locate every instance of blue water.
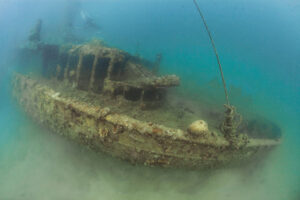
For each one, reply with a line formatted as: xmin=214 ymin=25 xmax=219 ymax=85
xmin=0 ymin=0 xmax=299 ymax=199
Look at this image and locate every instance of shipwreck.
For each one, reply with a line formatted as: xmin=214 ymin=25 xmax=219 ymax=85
xmin=11 ymin=21 xmax=281 ymax=169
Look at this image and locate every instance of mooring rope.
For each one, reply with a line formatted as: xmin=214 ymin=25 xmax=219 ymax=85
xmin=193 ymin=0 xmax=230 ymax=106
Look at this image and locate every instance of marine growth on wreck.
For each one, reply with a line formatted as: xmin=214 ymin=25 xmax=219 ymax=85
xmin=11 ymin=20 xmax=282 ymax=169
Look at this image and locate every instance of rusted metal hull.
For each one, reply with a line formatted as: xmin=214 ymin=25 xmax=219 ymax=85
xmin=12 ymin=74 xmax=280 ymax=169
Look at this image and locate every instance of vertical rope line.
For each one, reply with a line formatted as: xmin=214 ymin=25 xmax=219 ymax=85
xmin=193 ymin=0 xmax=230 ymax=105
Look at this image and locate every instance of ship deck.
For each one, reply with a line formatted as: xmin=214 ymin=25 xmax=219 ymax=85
xmin=33 ymin=76 xmax=280 ymax=140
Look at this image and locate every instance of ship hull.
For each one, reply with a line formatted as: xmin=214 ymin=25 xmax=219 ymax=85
xmin=12 ymin=74 xmax=280 ymax=169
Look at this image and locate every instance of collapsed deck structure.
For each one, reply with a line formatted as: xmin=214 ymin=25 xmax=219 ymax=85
xmin=41 ymin=41 xmax=179 ymax=108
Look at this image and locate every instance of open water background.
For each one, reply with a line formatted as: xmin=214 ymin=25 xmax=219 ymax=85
xmin=0 ymin=0 xmax=299 ymax=199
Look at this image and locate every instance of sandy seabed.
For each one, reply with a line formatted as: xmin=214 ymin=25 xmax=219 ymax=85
xmin=0 ymin=109 xmax=299 ymax=200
